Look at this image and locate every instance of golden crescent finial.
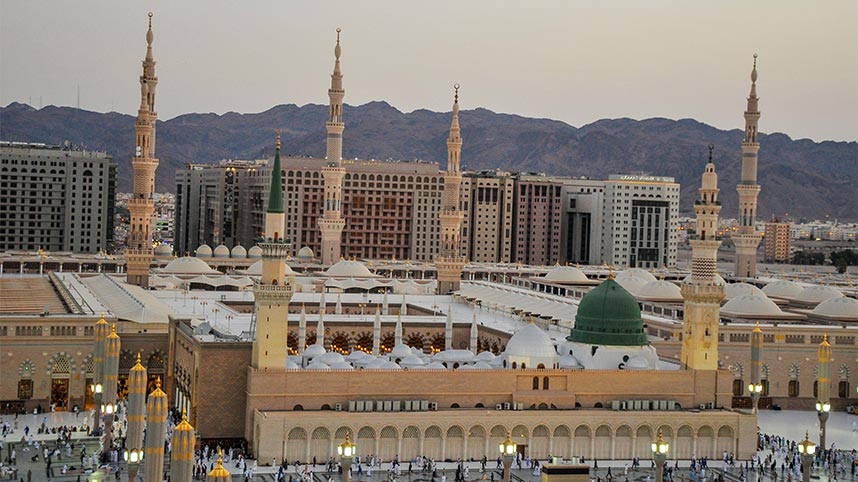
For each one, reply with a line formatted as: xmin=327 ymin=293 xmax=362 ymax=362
xmin=148 ymin=12 xmax=153 ymax=27
xmin=454 ymin=84 xmax=460 ymax=103
xmin=336 ymin=27 xmax=341 ymax=42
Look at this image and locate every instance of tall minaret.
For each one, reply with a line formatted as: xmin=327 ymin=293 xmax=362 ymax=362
xmin=436 ymin=85 xmax=466 ymax=294
xmin=734 ymin=54 xmax=763 ymax=278
xmin=251 ymin=134 xmax=294 ymax=370
xmin=680 ymin=145 xmax=725 ymax=370
xmin=319 ymin=28 xmax=347 ymax=265
xmin=126 ymin=12 xmax=160 ymax=288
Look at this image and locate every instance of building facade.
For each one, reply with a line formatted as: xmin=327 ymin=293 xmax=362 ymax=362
xmin=513 ymin=176 xmax=564 ymax=266
xmin=460 ymin=171 xmax=516 ymax=263
xmin=0 ymin=142 xmax=116 ymax=254
xmin=763 ymin=221 xmax=791 ymax=263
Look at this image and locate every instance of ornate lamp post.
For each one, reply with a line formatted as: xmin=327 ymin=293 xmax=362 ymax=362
xmin=748 ymin=382 xmax=762 ymax=413
xmin=797 ymin=432 xmax=816 ymax=482
xmin=337 ymin=433 xmax=356 ymax=482
xmin=123 ymin=449 xmax=143 ymax=482
xmin=816 ymin=335 xmax=831 ymax=449
xmin=499 ymin=431 xmax=517 ymax=482
xmin=101 ymin=401 xmax=116 ymax=449
xmin=651 ymin=429 xmax=670 ymax=482
xmin=90 ymin=382 xmax=103 ymax=433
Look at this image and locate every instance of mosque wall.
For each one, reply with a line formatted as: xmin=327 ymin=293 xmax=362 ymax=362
xmin=251 ymin=409 xmax=758 ymax=463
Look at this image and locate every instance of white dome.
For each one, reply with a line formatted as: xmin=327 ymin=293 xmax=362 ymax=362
xmin=504 ymin=323 xmax=556 ymax=359
xmin=231 ymin=245 xmax=247 ymax=258
xmin=286 ymin=360 xmax=301 ymax=370
xmin=811 ymin=297 xmax=858 ymax=321
xmin=318 ymin=351 xmax=345 ymax=365
xmin=721 ymin=294 xmax=784 ymax=318
xmin=345 ymin=350 xmax=370 ymax=362
xmin=329 ymin=361 xmax=355 ymax=370
xmin=637 ymin=280 xmax=682 ymax=301
xmin=796 ymin=285 xmax=844 ymax=304
xmin=297 ymin=246 xmax=315 ymax=260
xmin=162 ymin=256 xmax=218 ymax=274
xmin=380 ymin=361 xmax=402 ymax=370
xmin=325 ymin=259 xmax=377 ymax=278
xmin=476 ymin=351 xmax=496 ymax=361
xmin=303 ymin=344 xmax=326 ymax=358
xmin=195 ymin=244 xmax=212 ymax=258
xmin=559 ymin=353 xmax=583 ymax=369
xmin=247 ymin=246 xmax=263 ymax=259
xmin=154 ymin=244 xmax=172 ymax=257
xmin=306 ymin=360 xmax=330 ymax=370
xmin=725 ymin=282 xmax=765 ymax=300
xmin=389 ymin=344 xmax=412 ymax=359
xmin=423 ymin=361 xmax=447 ymax=370
xmin=458 ymin=362 xmax=492 ymax=370
xmin=615 ymin=276 xmax=648 ymax=295
xmin=399 ymin=355 xmax=426 ymax=368
xmin=433 ymin=350 xmax=476 ymax=363
xmin=617 ymin=268 xmax=657 ymax=283
xmin=762 ymin=280 xmax=803 ymax=299
xmin=543 ymin=265 xmax=589 ymax=284
xmin=213 ymin=245 xmax=230 ymax=258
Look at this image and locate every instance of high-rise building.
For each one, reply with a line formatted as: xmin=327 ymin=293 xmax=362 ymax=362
xmin=559 ymin=179 xmax=606 ymax=266
xmin=512 ymin=176 xmax=563 ymax=266
xmin=319 ymin=28 xmax=347 ymax=265
xmin=764 ymin=220 xmax=791 ymax=263
xmin=602 ymin=175 xmax=680 ymax=269
xmin=460 ymin=171 xmax=515 ymax=263
xmin=0 ymin=142 xmax=116 ymax=253
xmin=436 ymin=85 xmax=467 ymax=293
xmin=126 ymin=13 xmax=160 ymax=288
xmin=680 ymin=146 xmax=724 ymax=370
xmin=734 ymin=55 xmax=763 ymax=278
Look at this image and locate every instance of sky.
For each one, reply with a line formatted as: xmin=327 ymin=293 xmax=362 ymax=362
xmin=1 ymin=1 xmax=856 ymax=142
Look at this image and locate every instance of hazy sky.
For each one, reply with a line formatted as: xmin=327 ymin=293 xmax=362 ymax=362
xmin=2 ymin=1 xmax=856 ymax=142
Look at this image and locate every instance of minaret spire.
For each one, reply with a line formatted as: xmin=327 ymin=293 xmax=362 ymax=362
xmin=680 ymin=144 xmax=725 ymax=370
xmin=319 ymin=28 xmax=347 ymax=265
xmin=436 ymin=84 xmax=467 ymax=294
xmin=126 ymin=12 xmax=160 ymax=288
xmin=734 ymin=53 xmax=763 ymax=278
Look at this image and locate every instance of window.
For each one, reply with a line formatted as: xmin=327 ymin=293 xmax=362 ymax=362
xmin=532 ymin=377 xmax=539 ymax=390
xmin=788 ymin=380 xmax=800 ymax=398
xmin=732 ymin=379 xmax=744 ymax=397
xmin=18 ymin=379 xmax=33 ymax=399
xmin=542 ymin=377 xmax=549 ymax=390
xmin=840 ymin=381 xmax=850 ymax=398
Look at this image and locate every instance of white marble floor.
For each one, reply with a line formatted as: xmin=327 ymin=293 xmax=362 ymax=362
xmin=758 ymin=409 xmax=858 ymax=450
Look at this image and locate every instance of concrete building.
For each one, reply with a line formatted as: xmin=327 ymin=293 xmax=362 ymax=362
xmin=559 ymin=179 xmax=606 ymax=266
xmin=460 ymin=171 xmax=515 ymax=263
xmin=764 ymin=220 xmax=791 ymax=263
xmin=0 ymin=142 xmax=116 ymax=254
xmin=734 ymin=55 xmax=764 ymax=278
xmin=603 ymin=175 xmax=680 ymax=269
xmin=513 ymin=175 xmax=564 ymax=266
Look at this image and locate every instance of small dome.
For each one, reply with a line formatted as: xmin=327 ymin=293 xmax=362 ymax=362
xmin=476 ymin=351 xmax=496 ymax=362
xmin=389 ymin=344 xmax=412 ymax=359
xmin=721 ymin=294 xmax=784 ymax=318
xmin=325 ymin=259 xmax=377 ymax=278
xmin=195 ymin=244 xmax=212 ymax=258
xmin=380 ymin=361 xmax=402 ymax=370
xmin=318 ymin=351 xmax=345 ymax=365
xmin=433 ymin=350 xmax=477 ymax=363
xmin=247 ymin=246 xmax=263 ymax=259
xmin=504 ymin=323 xmax=557 ymax=359
xmin=762 ymin=280 xmax=803 ymax=299
xmin=637 ymin=280 xmax=682 ymax=301
xmin=162 ymin=256 xmax=218 ymax=274
xmin=725 ymin=282 xmax=765 ymax=300
xmin=297 ymin=246 xmax=315 ymax=260
xmin=616 ymin=268 xmax=657 ymax=283
xmin=399 ymin=355 xmax=426 ymax=368
xmin=154 ymin=244 xmax=172 ymax=257
xmin=303 ymin=344 xmax=326 ymax=358
xmin=329 ymin=361 xmax=355 ymax=370
xmin=543 ymin=265 xmax=589 ymax=284
xmin=796 ymin=285 xmax=844 ymax=304
xmin=811 ymin=297 xmax=858 ymax=321
xmin=614 ymin=275 xmax=648 ymax=295
xmin=569 ymin=278 xmax=647 ymax=346
xmin=213 ymin=245 xmax=230 ymax=258
xmin=306 ymin=360 xmax=331 ymax=370
xmin=231 ymin=245 xmax=247 ymax=258
xmin=345 ymin=350 xmax=370 ymax=362
xmin=423 ymin=361 xmax=447 ymax=370
xmin=286 ymin=360 xmax=301 ymax=370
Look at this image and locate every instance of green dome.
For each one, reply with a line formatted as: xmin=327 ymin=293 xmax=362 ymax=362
xmin=567 ymin=278 xmax=648 ymax=346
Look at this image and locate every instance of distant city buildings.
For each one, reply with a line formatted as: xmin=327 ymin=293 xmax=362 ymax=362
xmin=0 ymin=141 xmax=116 ymax=253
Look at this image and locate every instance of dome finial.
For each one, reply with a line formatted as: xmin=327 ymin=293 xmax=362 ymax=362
xmin=334 ymin=28 xmax=342 ymax=60
xmin=454 ymin=83 xmax=459 ymax=104
xmin=750 ymin=53 xmax=758 ymax=83
xmin=608 ymin=265 xmax=614 ymax=280
xmin=708 ymin=143 xmax=715 ymax=163
xmin=146 ymin=12 xmax=154 ymax=46
xmin=275 ymin=130 xmax=281 ymax=151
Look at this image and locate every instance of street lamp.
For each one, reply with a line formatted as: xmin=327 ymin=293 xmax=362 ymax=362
xmin=499 ymin=431 xmax=517 ymax=482
xmin=337 ymin=433 xmax=356 ymax=482
xmin=90 ymin=382 xmax=103 ymax=434
xmin=123 ymin=448 xmax=144 ymax=482
xmin=796 ymin=431 xmax=816 ymax=482
xmin=651 ymin=429 xmax=670 ymax=482
xmin=101 ymin=401 xmax=116 ymax=450
xmin=748 ymin=382 xmax=762 ymax=414
xmin=815 ymin=400 xmax=830 ymax=450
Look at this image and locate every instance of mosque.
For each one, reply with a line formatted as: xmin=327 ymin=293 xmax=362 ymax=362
xmin=1 ymin=16 xmax=856 ymax=466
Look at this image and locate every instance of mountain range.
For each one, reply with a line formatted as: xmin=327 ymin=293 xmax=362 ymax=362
xmin=1 ymin=101 xmax=856 ymax=220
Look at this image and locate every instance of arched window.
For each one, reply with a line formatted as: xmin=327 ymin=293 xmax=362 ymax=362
xmin=788 ymin=364 xmax=800 ymax=398
xmin=532 ymin=376 xmax=539 ymax=390
xmin=542 ymin=377 xmax=549 ymax=390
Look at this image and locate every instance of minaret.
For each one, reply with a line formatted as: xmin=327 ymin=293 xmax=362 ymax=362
xmin=335 ymin=293 xmax=343 ymax=314
xmin=143 ymin=377 xmax=168 ymax=482
xmin=469 ymin=311 xmax=478 ymax=354
xmin=170 ymin=411 xmax=195 ymax=482
xmin=395 ymin=313 xmax=403 ymax=347
xmin=319 ymin=28 xmax=347 ymax=265
xmin=734 ymin=54 xmax=763 ymax=278
xmin=382 ymin=291 xmax=389 ymax=315
xmin=298 ymin=304 xmax=307 ymax=355
xmin=126 ymin=353 xmax=147 ymax=461
xmin=680 ymin=145 xmax=725 ymax=370
xmin=316 ymin=312 xmax=325 ymax=346
xmin=251 ymin=134 xmax=294 ymax=370
xmin=400 ymin=294 xmax=407 ymax=316
xmin=436 ymin=84 xmax=467 ymax=294
xmin=372 ymin=306 xmax=381 ymax=356
xmin=126 ymin=12 xmax=160 ymax=288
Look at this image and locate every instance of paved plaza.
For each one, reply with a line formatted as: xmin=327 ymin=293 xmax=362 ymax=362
xmin=1 ymin=410 xmax=856 ymax=481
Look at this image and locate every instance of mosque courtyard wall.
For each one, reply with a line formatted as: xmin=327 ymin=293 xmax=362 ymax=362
xmin=252 ymin=408 xmax=758 ymax=463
